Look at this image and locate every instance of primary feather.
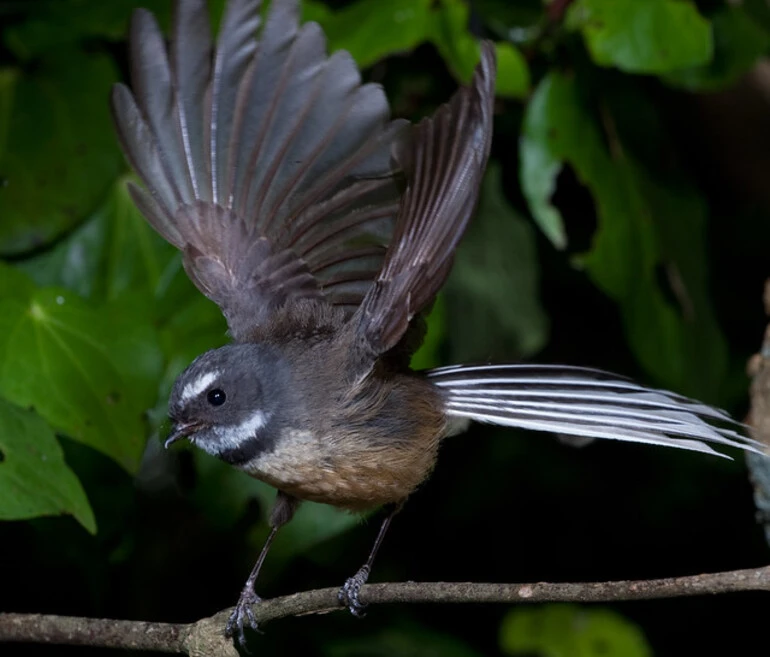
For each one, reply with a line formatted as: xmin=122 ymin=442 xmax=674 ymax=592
xmin=111 ymin=0 xmax=408 ymax=340
xmin=354 ymin=42 xmax=496 ymax=361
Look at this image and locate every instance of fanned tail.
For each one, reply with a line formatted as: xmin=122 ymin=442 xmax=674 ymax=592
xmin=427 ymin=364 xmax=764 ymax=459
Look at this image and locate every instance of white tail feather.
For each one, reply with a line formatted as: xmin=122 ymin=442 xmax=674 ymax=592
xmin=427 ymin=364 xmax=765 ymax=459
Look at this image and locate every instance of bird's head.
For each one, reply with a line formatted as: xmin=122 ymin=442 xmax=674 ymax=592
xmin=166 ymin=343 xmax=289 ymax=465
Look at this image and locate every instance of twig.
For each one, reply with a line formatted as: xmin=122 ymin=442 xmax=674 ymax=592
xmin=2 ymin=566 xmax=770 ymax=655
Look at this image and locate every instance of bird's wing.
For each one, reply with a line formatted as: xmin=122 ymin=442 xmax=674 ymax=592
xmin=428 ymin=364 xmax=766 ymax=458
xmin=350 ymin=42 xmax=496 ymax=365
xmin=111 ymin=0 xmax=407 ymax=340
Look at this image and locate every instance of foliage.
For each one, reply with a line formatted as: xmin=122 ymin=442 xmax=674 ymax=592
xmin=0 ymin=0 xmax=768 ymax=654
xmin=0 ymin=397 xmax=95 ymax=533
xmin=500 ymin=604 xmax=652 ymax=657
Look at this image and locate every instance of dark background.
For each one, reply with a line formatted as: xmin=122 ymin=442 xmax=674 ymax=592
xmin=1 ymin=0 xmax=769 ymax=655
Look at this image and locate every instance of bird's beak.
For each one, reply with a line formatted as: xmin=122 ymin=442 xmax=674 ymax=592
xmin=164 ymin=421 xmax=204 ymax=449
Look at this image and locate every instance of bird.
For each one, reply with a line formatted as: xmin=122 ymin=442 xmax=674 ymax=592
xmin=110 ymin=0 xmax=765 ymax=646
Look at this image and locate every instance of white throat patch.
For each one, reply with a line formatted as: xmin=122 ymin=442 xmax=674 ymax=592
xmin=181 ymin=370 xmax=220 ymax=402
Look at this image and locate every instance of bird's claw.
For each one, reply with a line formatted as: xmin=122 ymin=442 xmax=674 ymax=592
xmin=338 ymin=564 xmax=370 ymax=617
xmin=225 ymin=587 xmax=263 ymax=649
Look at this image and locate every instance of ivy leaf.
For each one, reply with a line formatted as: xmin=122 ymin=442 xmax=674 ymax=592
xmin=520 ymin=73 xmax=727 ymax=398
xmin=500 ymin=604 xmax=652 ymax=657
xmin=0 ymin=49 xmax=122 ymax=255
xmin=0 ymin=266 xmax=163 ymax=472
xmin=19 ymin=176 xmax=180 ymax=304
xmin=319 ymin=0 xmax=433 ymax=69
xmin=495 ymin=41 xmax=530 ymax=99
xmin=302 ymin=1 xmax=334 ymax=25
xmin=519 ymin=74 xmax=578 ymax=250
xmin=566 ymin=0 xmax=713 ymax=74
xmin=665 ymin=7 xmax=770 ymax=91
xmin=0 ymin=259 xmax=36 ymax=302
xmin=0 ymin=398 xmax=96 ymax=534
xmin=431 ymin=0 xmax=530 ymax=97
xmin=17 ymin=176 xmax=228 ymax=442
xmin=432 ymin=0 xmax=483 ymax=83
xmin=15 ymin=174 xmax=225 ymax=359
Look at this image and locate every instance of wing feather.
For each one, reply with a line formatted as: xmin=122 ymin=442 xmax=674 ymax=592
xmin=171 ymin=0 xmax=212 ymax=200
xmin=111 ymin=0 xmax=406 ymax=340
xmin=352 ymin=42 xmax=496 ymax=361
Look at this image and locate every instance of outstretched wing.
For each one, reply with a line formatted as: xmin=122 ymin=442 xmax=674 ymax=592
xmin=352 ymin=42 xmax=496 ymax=364
xmin=111 ymin=0 xmax=407 ymax=340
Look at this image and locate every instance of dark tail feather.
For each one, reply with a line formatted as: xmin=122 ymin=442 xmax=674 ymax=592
xmin=427 ymin=364 xmax=765 ymax=459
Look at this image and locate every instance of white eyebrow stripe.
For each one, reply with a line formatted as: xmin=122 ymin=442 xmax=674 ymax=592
xmin=181 ymin=370 xmax=220 ymax=402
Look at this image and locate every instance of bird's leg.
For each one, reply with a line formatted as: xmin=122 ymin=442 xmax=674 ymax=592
xmin=339 ymin=503 xmax=402 ymax=616
xmin=225 ymin=491 xmax=299 ymax=648
xmin=225 ymin=526 xmax=277 ymax=645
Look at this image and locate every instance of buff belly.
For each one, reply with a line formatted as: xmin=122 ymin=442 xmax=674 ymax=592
xmin=241 ymin=428 xmax=441 ymax=510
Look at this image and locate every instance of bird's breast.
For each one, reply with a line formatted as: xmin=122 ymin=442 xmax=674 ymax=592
xmin=239 ymin=423 xmax=442 ymax=511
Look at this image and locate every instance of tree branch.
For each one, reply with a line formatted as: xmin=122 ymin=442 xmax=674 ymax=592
xmin=2 ymin=566 xmax=770 ymax=655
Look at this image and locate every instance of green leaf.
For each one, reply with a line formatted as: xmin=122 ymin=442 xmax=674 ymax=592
xmin=3 ymin=0 xmax=171 ymax=58
xmin=566 ymin=0 xmax=713 ymax=74
xmin=495 ymin=41 xmax=530 ymax=99
xmin=0 ymin=259 xmax=37 ymax=302
xmin=319 ymin=0 xmax=433 ymax=69
xmin=432 ymin=0 xmax=484 ymax=83
xmin=0 ymin=398 xmax=96 ymax=534
xmin=431 ymin=0 xmax=529 ymax=95
xmin=500 ymin=604 xmax=652 ymax=657
xmin=665 ymin=7 xmax=770 ymax=91
xmin=446 ymin=162 xmax=548 ymax=361
xmin=0 ymin=266 xmax=163 ymax=472
xmin=16 ymin=175 xmax=228 ymax=442
xmin=520 ymin=74 xmax=579 ymax=250
xmin=0 ymin=49 xmax=123 ymax=255
xmin=519 ymin=73 xmax=728 ymax=398
xmin=19 ymin=176 xmax=179 ymax=303
xmin=409 ymin=295 xmax=446 ymax=371
xmin=302 ymin=0 xmax=334 ymax=25
xmin=15 ymin=174 xmax=225 ymax=358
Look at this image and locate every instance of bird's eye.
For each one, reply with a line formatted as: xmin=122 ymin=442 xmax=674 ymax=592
xmin=207 ymin=388 xmax=227 ymax=406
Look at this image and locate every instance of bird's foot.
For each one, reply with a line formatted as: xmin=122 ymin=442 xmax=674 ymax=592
xmin=338 ymin=564 xmax=370 ymax=617
xmin=225 ymin=586 xmax=263 ymax=648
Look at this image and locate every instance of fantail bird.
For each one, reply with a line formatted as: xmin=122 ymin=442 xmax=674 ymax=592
xmin=110 ymin=0 xmax=765 ymax=646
